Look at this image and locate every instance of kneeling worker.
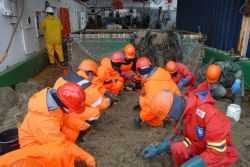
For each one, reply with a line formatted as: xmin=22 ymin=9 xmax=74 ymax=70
xmin=135 ymin=57 xmax=181 ymax=127
xmin=18 ymin=82 xmax=95 ymax=167
xmin=165 ymin=60 xmax=196 ymax=90
xmin=140 ymin=82 xmax=238 ymax=167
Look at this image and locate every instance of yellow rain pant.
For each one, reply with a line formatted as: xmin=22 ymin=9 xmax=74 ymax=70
xmin=46 ymin=43 xmax=64 ymax=64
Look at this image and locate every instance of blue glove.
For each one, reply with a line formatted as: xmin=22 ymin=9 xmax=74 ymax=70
xmin=178 ymin=81 xmax=184 ymax=89
xmin=182 ymin=77 xmax=190 ymax=84
xmin=135 ymin=116 xmax=141 ymax=127
xmin=141 ymin=139 xmax=170 ymax=158
xmin=178 ymin=78 xmax=190 ymax=89
xmin=180 ymin=156 xmax=207 ymax=167
xmin=231 ymin=79 xmax=241 ymax=94
xmin=140 ymin=146 xmax=157 ymax=158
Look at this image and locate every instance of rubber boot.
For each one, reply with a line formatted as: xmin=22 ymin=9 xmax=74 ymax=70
xmin=223 ymin=92 xmax=234 ymax=102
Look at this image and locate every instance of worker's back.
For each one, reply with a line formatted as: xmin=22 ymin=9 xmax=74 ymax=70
xmin=39 ymin=15 xmax=62 ymax=44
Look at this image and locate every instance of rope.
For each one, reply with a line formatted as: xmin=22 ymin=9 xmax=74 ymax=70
xmin=42 ymin=49 xmax=69 ymax=69
xmin=0 ymin=0 xmax=25 ymax=64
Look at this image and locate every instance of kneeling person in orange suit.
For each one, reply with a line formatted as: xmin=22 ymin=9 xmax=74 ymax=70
xmin=120 ymin=44 xmax=141 ymax=90
xmin=0 ymin=143 xmax=94 ymax=167
xmin=134 ymin=57 xmax=181 ymax=127
xmin=54 ymin=59 xmax=112 ymax=124
xmin=165 ymin=61 xmax=196 ymax=91
xmin=93 ymin=51 xmax=125 ymax=101
xmin=140 ymin=82 xmax=238 ymax=167
xmin=18 ymin=83 xmax=95 ymax=167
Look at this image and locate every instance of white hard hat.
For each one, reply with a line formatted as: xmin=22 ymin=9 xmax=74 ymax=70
xmin=46 ymin=7 xmax=54 ymax=13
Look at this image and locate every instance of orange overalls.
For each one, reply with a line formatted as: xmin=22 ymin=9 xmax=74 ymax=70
xmin=93 ymin=58 xmax=124 ymax=95
xmin=139 ymin=67 xmax=181 ymax=126
xmin=0 ymin=143 xmax=95 ymax=167
xmin=18 ymin=88 xmax=93 ymax=162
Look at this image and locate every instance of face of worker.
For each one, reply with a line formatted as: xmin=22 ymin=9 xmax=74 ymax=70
xmin=87 ymin=71 xmax=95 ymax=82
xmin=171 ymin=71 xmax=178 ymax=77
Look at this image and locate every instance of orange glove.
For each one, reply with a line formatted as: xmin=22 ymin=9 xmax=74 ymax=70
xmin=80 ymin=121 xmax=90 ymax=131
xmin=85 ymin=156 xmax=96 ymax=167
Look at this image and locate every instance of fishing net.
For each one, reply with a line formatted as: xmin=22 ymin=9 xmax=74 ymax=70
xmin=68 ymin=30 xmax=205 ymax=74
xmin=131 ymin=29 xmax=204 ymax=74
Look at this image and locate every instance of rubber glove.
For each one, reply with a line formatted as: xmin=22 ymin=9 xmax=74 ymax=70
xmin=104 ymin=91 xmax=118 ymax=102
xmin=182 ymin=77 xmax=190 ymax=84
xmin=124 ymin=82 xmax=136 ymax=88
xmin=177 ymin=81 xmax=184 ymax=89
xmin=134 ymin=116 xmax=141 ymax=127
xmin=231 ymin=79 xmax=241 ymax=94
xmin=140 ymin=139 xmax=170 ymax=158
xmin=180 ymin=155 xmax=207 ymax=167
xmin=178 ymin=78 xmax=190 ymax=89
xmin=85 ymin=156 xmax=96 ymax=167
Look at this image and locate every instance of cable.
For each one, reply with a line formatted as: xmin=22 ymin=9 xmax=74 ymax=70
xmin=0 ymin=0 xmax=25 ymax=64
xmin=42 ymin=49 xmax=69 ymax=69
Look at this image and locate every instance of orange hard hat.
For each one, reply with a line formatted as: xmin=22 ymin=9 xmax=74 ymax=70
xmin=57 ymin=82 xmax=86 ymax=114
xmin=136 ymin=57 xmax=152 ymax=70
xmin=150 ymin=90 xmax=174 ymax=121
xmin=206 ymin=64 xmax=221 ymax=83
xmin=124 ymin=44 xmax=136 ymax=59
xmin=165 ymin=61 xmax=177 ymax=74
xmin=111 ymin=51 xmax=125 ymax=63
xmin=78 ymin=59 xmax=98 ymax=74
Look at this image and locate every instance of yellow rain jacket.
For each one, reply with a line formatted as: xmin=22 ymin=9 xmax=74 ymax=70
xmin=39 ymin=15 xmax=63 ymax=44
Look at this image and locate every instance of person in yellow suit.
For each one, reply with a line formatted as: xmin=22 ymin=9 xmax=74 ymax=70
xmin=39 ymin=7 xmax=64 ymax=64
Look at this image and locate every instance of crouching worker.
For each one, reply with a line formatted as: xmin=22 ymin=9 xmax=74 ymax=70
xmin=134 ymin=57 xmax=181 ymax=127
xmin=93 ymin=51 xmax=125 ymax=101
xmin=54 ymin=59 xmax=112 ymax=123
xmin=140 ymin=82 xmax=238 ymax=167
xmin=0 ymin=143 xmax=94 ymax=167
xmin=197 ymin=61 xmax=243 ymax=104
xmin=18 ymin=83 xmax=95 ymax=167
xmin=165 ymin=60 xmax=196 ymax=91
xmin=120 ymin=43 xmax=141 ymax=91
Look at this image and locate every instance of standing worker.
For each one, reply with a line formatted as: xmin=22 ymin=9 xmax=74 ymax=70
xmin=197 ymin=60 xmax=243 ymax=104
xmin=18 ymin=82 xmax=95 ymax=167
xmin=140 ymin=82 xmax=238 ymax=167
xmin=39 ymin=7 xmax=65 ymax=65
xmin=165 ymin=60 xmax=196 ymax=90
xmin=134 ymin=57 xmax=181 ymax=127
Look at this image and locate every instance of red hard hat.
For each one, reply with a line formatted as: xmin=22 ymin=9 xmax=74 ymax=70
xmin=136 ymin=57 xmax=152 ymax=70
xmin=57 ymin=82 xmax=86 ymax=114
xmin=111 ymin=51 xmax=125 ymax=63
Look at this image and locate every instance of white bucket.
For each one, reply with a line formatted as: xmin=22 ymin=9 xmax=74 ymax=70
xmin=226 ymin=104 xmax=242 ymax=122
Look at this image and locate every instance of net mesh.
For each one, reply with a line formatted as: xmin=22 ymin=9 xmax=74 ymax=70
xmin=69 ymin=30 xmax=204 ymax=74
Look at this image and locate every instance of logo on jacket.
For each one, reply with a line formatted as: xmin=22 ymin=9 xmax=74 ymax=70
xmin=196 ymin=109 xmax=206 ymax=118
xmin=195 ymin=126 xmax=205 ymax=140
